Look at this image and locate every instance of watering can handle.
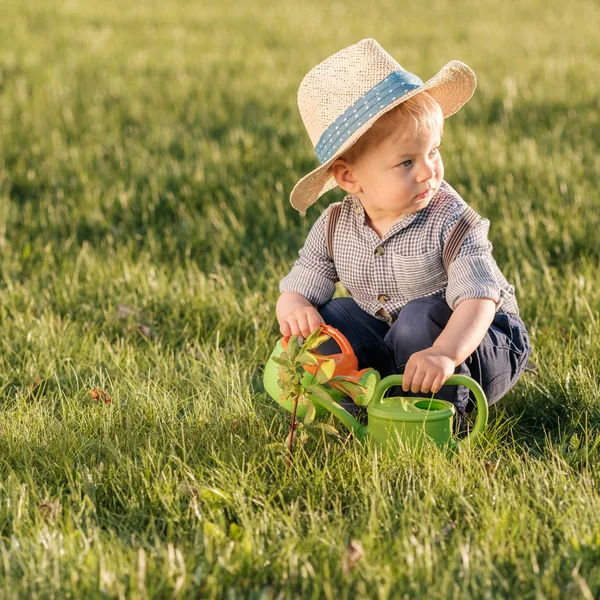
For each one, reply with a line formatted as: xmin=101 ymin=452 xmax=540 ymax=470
xmin=372 ymin=374 xmax=488 ymax=447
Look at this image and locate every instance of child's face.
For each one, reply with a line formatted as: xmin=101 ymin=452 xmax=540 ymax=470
xmin=335 ymin=114 xmax=444 ymax=222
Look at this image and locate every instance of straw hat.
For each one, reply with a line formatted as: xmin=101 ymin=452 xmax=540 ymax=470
xmin=290 ymin=38 xmax=476 ymax=212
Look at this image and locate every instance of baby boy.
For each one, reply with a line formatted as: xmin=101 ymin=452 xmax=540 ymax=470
xmin=276 ymin=39 xmax=532 ymax=422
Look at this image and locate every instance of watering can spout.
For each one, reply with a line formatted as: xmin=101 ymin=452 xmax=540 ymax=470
xmin=307 ymin=390 xmax=369 ymax=440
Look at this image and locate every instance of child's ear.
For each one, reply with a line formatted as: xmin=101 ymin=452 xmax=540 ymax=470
xmin=331 ymin=159 xmax=362 ymax=195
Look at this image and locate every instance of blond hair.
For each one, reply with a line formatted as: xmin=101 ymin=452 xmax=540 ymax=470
xmin=336 ymin=92 xmax=444 ymax=165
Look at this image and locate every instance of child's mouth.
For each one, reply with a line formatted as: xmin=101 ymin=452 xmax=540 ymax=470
xmin=415 ymin=188 xmax=433 ymax=200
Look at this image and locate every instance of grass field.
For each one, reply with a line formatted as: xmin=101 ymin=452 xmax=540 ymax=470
xmin=1 ymin=0 xmax=600 ymax=597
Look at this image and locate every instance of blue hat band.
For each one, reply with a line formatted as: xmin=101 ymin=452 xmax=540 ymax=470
xmin=315 ymin=70 xmax=424 ymax=164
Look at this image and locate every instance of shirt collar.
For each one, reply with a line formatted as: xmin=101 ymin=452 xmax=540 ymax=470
xmin=347 ymin=194 xmax=420 ymax=238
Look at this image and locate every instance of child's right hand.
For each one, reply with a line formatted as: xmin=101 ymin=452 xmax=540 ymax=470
xmin=279 ymin=306 xmax=325 ymax=338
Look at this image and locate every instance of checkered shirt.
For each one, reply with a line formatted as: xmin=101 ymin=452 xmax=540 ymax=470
xmin=279 ymin=180 xmax=520 ymax=321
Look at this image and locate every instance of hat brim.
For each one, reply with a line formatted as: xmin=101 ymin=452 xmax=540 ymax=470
xmin=290 ymin=60 xmax=476 ymax=212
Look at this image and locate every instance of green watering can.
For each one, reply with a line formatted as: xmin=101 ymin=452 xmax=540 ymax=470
xmin=263 ymin=326 xmax=488 ymax=452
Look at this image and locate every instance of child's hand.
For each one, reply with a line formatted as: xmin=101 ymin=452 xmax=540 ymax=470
xmin=279 ymin=306 xmax=325 ymax=338
xmin=401 ymin=347 xmax=456 ymax=394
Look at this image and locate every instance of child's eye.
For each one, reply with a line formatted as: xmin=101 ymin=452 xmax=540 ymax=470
xmin=397 ymin=147 xmax=440 ymax=168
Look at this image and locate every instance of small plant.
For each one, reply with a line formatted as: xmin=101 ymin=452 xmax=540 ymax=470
xmin=271 ymin=328 xmax=369 ymax=466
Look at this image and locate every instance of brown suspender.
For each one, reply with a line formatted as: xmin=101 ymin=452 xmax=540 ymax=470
xmin=441 ymin=205 xmax=480 ymax=273
xmin=325 ymin=203 xmax=342 ymax=262
xmin=325 ymin=202 xmax=480 ymax=273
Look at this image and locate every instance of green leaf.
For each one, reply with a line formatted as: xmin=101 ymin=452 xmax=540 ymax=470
xmin=315 ymin=358 xmax=336 ymax=384
xmin=272 ymin=355 xmax=289 ymax=366
xmin=312 ymin=334 xmax=332 ymax=349
xmin=354 ymin=371 xmax=380 ymax=406
xmin=302 ymin=329 xmax=331 ymax=351
xmin=300 ymin=328 xmax=324 ymax=351
xmin=313 ymin=423 xmax=344 ymax=439
xmin=296 ymin=351 xmax=320 ymax=366
xmin=287 ymin=336 xmax=300 ymax=359
xmin=303 ymin=402 xmax=316 ymax=425
xmin=330 ymin=377 xmax=366 ymax=397
xmin=307 ymin=385 xmax=336 ymax=405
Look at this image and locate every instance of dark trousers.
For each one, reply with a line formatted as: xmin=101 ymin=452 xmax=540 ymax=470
xmin=317 ymin=296 xmax=532 ymax=418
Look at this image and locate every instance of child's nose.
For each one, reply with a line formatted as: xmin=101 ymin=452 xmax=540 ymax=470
xmin=416 ymin=159 xmax=437 ymax=182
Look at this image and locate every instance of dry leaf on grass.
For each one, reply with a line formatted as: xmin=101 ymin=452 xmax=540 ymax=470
xmin=137 ymin=324 xmax=153 ymax=338
xmin=484 ymin=458 xmax=500 ymax=474
xmin=89 ymin=388 xmax=112 ymax=404
xmin=39 ymin=501 xmax=61 ymax=521
xmin=342 ymin=539 xmax=365 ymax=574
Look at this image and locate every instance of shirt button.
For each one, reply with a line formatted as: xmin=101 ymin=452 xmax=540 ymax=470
xmin=377 ymin=294 xmax=389 ymax=303
xmin=375 ymin=246 xmax=385 ymax=256
xmin=354 ymin=205 xmax=362 ymax=215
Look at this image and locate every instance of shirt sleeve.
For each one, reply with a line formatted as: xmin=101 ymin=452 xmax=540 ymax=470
xmin=279 ymin=205 xmax=339 ymax=306
xmin=444 ymin=216 xmax=505 ymax=310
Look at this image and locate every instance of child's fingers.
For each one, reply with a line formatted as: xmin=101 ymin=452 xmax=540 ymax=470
xmin=401 ymin=369 xmax=412 ymax=392
xmin=281 ymin=309 xmax=324 ymax=339
xmin=410 ymin=369 xmax=426 ymax=394
xmin=420 ymin=372 xmax=436 ymax=394
xmin=280 ymin=320 xmax=292 ymax=337
xmin=402 ymin=361 xmax=416 ymax=392
xmin=290 ymin=319 xmax=304 ymax=337
xmin=283 ymin=316 xmax=302 ymax=337
xmin=307 ymin=310 xmax=324 ymax=333
xmin=432 ymin=370 xmax=453 ymax=393
xmin=430 ymin=375 xmax=444 ymax=394
xmin=296 ymin=313 xmax=311 ymax=338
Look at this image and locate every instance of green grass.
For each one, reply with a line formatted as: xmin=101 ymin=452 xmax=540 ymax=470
xmin=1 ymin=0 xmax=600 ymax=597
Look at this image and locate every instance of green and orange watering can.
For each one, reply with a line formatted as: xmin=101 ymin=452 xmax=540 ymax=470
xmin=263 ymin=325 xmax=488 ymax=452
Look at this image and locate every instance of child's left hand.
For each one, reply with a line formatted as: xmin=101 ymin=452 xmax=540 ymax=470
xmin=401 ymin=347 xmax=456 ymax=394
